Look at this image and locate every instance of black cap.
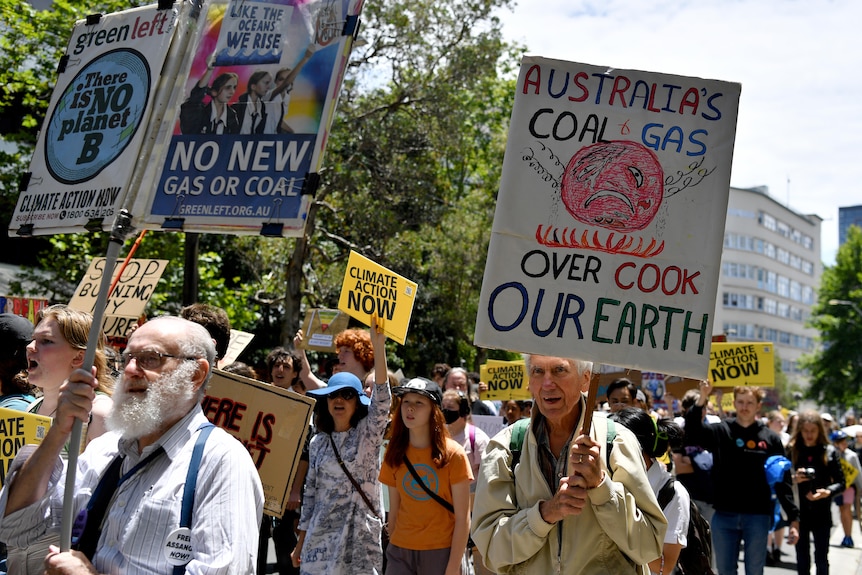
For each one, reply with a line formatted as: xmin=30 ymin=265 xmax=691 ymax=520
xmin=0 ymin=313 xmax=34 ymax=350
xmin=394 ymin=377 xmax=443 ymax=406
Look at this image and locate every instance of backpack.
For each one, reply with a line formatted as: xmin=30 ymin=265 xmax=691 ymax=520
xmin=764 ymin=455 xmax=793 ymax=529
xmin=509 ymin=417 xmax=617 ymax=471
xmin=657 ymin=478 xmax=714 ymax=575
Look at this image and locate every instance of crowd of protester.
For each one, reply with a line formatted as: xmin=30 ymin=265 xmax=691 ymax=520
xmin=2 ymin=305 xmax=861 ymax=575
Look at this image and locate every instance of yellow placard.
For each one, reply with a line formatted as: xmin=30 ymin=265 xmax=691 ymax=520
xmin=297 ymin=308 xmax=350 ymax=352
xmin=1 ymin=408 xmax=53 ymax=488
xmin=709 ymin=342 xmax=775 ymax=387
xmin=479 ymin=359 xmax=531 ymax=400
xmin=840 ymin=458 xmax=859 ymax=488
xmin=337 ymin=251 xmax=418 ymax=345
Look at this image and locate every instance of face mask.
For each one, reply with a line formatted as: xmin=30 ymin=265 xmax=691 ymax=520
xmin=443 ymin=409 xmax=461 ymax=424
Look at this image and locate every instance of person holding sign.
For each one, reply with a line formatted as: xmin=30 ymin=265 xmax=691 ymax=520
xmin=7 ymin=305 xmax=117 ymax=574
xmin=292 ymin=317 xmax=391 ymax=574
xmin=0 ymin=316 xmax=263 ymax=574
xmin=685 ymin=380 xmax=799 ymax=575
xmin=830 ymin=430 xmax=862 ymax=549
xmin=471 ymin=354 xmax=666 ymax=574
xmin=380 ymin=378 xmax=473 ymax=575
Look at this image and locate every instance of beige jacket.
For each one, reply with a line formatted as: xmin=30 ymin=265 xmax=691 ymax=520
xmin=471 ymin=411 xmax=666 ymax=575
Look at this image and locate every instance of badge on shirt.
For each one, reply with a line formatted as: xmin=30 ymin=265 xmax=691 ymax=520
xmin=163 ymin=527 xmax=194 ymax=566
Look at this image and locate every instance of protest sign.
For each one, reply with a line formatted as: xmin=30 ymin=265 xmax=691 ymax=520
xmin=0 ymin=408 xmax=53 ymax=488
xmin=479 ymin=359 xmax=531 ymax=401
xmin=0 ymin=297 xmax=50 ymax=323
xmin=202 ymin=369 xmax=314 ymax=517
xmin=471 ymin=415 xmax=506 ymax=440
xmin=297 ymin=308 xmax=349 ymax=352
xmin=337 ymin=251 xmax=418 ymax=345
xmin=132 ymin=0 xmax=364 ymax=236
xmin=219 ymin=329 xmax=255 ymax=368
xmin=474 ymin=57 xmax=741 ymax=379
xmin=69 ymin=257 xmax=168 ymax=338
xmin=709 ymin=342 xmax=775 ymax=387
xmin=841 ymin=458 xmax=859 ymax=489
xmin=8 ymin=4 xmax=178 ymax=236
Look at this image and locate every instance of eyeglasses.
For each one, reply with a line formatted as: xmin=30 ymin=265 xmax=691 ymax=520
xmin=328 ymin=388 xmax=358 ymax=401
xmin=121 ymin=350 xmax=198 ymax=371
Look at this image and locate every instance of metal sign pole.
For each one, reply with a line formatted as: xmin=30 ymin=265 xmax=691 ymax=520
xmin=59 ymin=209 xmax=134 ymax=551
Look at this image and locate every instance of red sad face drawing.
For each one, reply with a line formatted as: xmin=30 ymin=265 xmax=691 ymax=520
xmin=560 ymin=141 xmax=664 ymax=233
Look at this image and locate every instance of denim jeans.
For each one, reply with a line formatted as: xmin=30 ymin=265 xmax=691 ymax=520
xmin=712 ymin=511 xmax=772 ymax=575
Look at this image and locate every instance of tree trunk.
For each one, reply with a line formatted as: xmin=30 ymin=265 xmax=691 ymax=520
xmin=280 ymin=200 xmax=319 ymax=346
xmin=183 ymin=232 xmax=200 ymax=306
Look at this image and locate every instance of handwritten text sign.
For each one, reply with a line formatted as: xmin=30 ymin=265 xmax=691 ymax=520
xmin=69 ymin=257 xmax=167 ymax=337
xmin=203 ymin=369 xmax=314 ymax=517
xmin=474 ymin=56 xmax=741 ymax=379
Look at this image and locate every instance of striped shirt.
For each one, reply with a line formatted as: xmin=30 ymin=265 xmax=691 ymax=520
xmin=0 ymin=406 xmax=263 ymax=574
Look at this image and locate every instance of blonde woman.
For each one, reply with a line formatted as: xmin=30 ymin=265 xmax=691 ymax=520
xmin=7 ymin=304 xmax=114 ymax=574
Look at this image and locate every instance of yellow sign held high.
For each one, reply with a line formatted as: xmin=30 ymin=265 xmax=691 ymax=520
xmin=480 ymin=360 xmax=531 ymax=401
xmin=709 ymin=342 xmax=775 ymax=387
xmin=337 ymin=251 xmax=418 ymax=345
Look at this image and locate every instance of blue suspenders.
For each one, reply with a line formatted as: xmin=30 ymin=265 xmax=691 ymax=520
xmin=172 ymin=422 xmax=215 ymax=575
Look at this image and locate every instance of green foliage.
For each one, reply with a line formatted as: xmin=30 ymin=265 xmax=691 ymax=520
xmin=1 ymin=0 xmax=521 ymax=377
xmin=800 ymin=225 xmax=862 ymax=405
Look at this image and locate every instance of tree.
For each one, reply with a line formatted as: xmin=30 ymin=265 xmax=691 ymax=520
xmin=255 ymin=0 xmax=520 ymax=374
xmin=801 ymin=225 xmax=862 ymax=406
xmin=1 ymin=0 xmax=521 ymax=375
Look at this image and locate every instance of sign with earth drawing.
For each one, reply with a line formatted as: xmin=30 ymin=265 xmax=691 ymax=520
xmin=475 ymin=56 xmax=741 ymax=379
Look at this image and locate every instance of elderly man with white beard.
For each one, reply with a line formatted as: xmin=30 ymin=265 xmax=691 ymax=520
xmin=0 ymin=316 xmax=263 ymax=575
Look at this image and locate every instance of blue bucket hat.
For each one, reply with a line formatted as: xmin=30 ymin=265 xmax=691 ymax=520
xmin=306 ymin=372 xmax=371 ymax=406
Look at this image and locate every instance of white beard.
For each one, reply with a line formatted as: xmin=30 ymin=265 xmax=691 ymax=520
xmin=107 ymin=361 xmax=198 ymax=440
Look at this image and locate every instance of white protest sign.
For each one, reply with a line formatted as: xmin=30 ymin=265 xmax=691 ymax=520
xmin=8 ymin=4 xmax=178 ymax=236
xmin=475 ymin=56 xmax=740 ymax=379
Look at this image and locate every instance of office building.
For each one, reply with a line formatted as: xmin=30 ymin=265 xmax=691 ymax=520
xmin=715 ymin=186 xmax=822 ymax=389
xmin=839 ymin=204 xmax=862 ymax=246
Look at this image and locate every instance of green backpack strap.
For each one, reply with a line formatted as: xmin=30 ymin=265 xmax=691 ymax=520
xmin=509 ymin=418 xmax=531 ymax=470
xmin=508 ymin=417 xmax=616 ymax=474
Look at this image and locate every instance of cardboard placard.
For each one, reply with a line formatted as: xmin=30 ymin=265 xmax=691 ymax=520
xmin=69 ymin=257 xmax=168 ymax=338
xmin=296 ymin=308 xmax=349 ymax=352
xmin=219 ymin=329 xmax=255 ymax=368
xmin=202 ymin=369 xmax=314 ymax=517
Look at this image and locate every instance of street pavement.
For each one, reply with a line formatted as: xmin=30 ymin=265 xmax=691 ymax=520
xmin=264 ymin=505 xmax=862 ymax=574
xmin=762 ymin=505 xmax=862 ymax=575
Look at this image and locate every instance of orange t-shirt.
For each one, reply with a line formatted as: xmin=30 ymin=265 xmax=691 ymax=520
xmin=379 ymin=438 xmax=472 ymax=550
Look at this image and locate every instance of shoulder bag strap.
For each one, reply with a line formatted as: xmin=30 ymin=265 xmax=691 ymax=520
xmin=329 ymin=434 xmax=382 ymax=520
xmin=403 ymin=455 xmax=454 ymax=513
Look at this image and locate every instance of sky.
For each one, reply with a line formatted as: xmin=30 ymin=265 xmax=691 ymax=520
xmin=497 ymin=0 xmax=861 ymax=266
